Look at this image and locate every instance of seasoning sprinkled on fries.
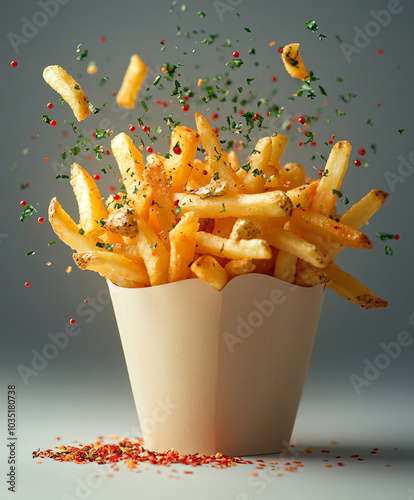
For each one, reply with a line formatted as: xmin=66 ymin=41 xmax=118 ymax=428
xmin=43 ymin=43 xmax=389 ymax=309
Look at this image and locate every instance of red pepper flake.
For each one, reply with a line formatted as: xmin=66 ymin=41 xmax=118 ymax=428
xmin=30 ymin=135 xmax=35 ymax=140
xmin=45 ymin=158 xmax=49 ymax=162
xmin=377 ymin=49 xmax=384 ymax=55
xmin=311 ymin=142 xmax=316 ymax=147
xmin=351 ymin=454 xmax=359 ymax=458
xmin=108 ymin=186 xmax=115 ymax=193
xmin=202 ymin=170 xmax=208 ymax=175
xmin=69 ymin=319 xmax=76 ymax=325
xmin=370 ymin=451 xmax=377 ymax=454
xmin=298 ymin=116 xmax=306 ymax=124
xmin=354 ymin=159 xmax=361 ymax=166
xmin=181 ymin=105 xmax=189 ymax=112
xmin=173 ymin=146 xmax=182 ymax=155
xmin=358 ymin=458 xmax=364 ymax=461
xmin=298 ymin=142 xmax=303 ymax=147
xmin=238 ymin=110 xmax=244 ymax=115
xmin=105 ymin=150 xmax=110 ymax=155
xmin=233 ymin=51 xmax=240 ymax=58
xmin=337 ymin=463 xmax=344 ymax=466
xmin=25 ymin=282 xmax=31 ymax=287
xmin=372 ymin=448 xmax=379 ymax=451
xmin=88 ymin=155 xmax=93 ymax=161
xmin=174 ymin=200 xmax=179 ymax=207
xmin=286 ymin=125 xmax=291 ymax=130
xmin=254 ymin=113 xmax=260 ymax=120
xmin=50 ymin=120 xmax=57 ymax=127
xmin=38 ymin=217 xmax=44 ymax=224
xmin=278 ymin=47 xmax=283 ymax=53
xmin=358 ymin=149 xmax=366 ymax=156
xmin=211 ymin=113 xmax=219 ymax=121
xmin=377 ymin=103 xmax=382 ymax=108
xmin=184 ymin=94 xmax=190 ymax=101
xmin=99 ymin=36 xmax=106 ymax=43
xmin=129 ymin=125 xmax=136 ymax=132
xmin=394 ymin=234 xmax=400 ymax=240
xmin=113 ymin=194 xmax=121 ymax=200
xmin=146 ymin=146 xmax=153 ymax=153
xmin=328 ymin=140 xmax=333 ymax=145
xmin=11 ymin=60 xmax=18 ymax=68
xmin=94 ymin=174 xmax=100 ymax=180
xmin=271 ymin=76 xmax=277 ymax=82
xmin=142 ymin=126 xmax=149 ymax=133
xmin=291 ymin=119 xmax=296 ymax=124
xmin=321 ymin=450 xmax=330 ymax=453
xmin=20 ymin=200 xmax=27 ymax=206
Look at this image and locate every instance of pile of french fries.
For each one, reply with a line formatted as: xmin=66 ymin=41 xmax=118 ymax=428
xmin=44 ymin=54 xmax=388 ymax=309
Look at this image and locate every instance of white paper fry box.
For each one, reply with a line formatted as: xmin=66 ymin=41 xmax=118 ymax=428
xmin=108 ymin=273 xmax=325 ymax=456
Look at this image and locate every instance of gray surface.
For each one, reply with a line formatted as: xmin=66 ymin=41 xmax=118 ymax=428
xmin=1 ymin=0 xmax=414 ymax=498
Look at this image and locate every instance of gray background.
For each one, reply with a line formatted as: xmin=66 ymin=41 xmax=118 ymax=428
xmin=1 ymin=0 xmax=413 ymax=498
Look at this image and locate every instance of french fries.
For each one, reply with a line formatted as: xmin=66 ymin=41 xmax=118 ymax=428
xmin=175 ymin=191 xmax=293 ymax=219
xmin=43 ymin=65 xmax=90 ymax=121
xmin=44 ymin=89 xmax=388 ymax=308
xmin=281 ymin=43 xmax=309 ymax=80
xmin=70 ymin=163 xmax=107 ymax=236
xmin=116 ymin=54 xmax=147 ymax=109
xmin=73 ymin=251 xmax=149 ymax=286
xmin=168 ymin=212 xmax=199 ymax=282
xmin=191 ymin=256 xmax=228 ymax=291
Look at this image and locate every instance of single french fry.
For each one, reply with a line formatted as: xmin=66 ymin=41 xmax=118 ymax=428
xmin=195 ymin=113 xmax=242 ymax=193
xmin=265 ymin=225 xmax=328 ymax=268
xmin=274 ymin=250 xmax=297 ymax=283
xmin=243 ymin=137 xmax=272 ymax=193
xmin=270 ymin=134 xmax=288 ymax=168
xmin=105 ymin=207 xmax=138 ymax=238
xmin=340 ymin=189 xmax=389 ymax=229
xmin=296 ymin=266 xmax=330 ymax=287
xmin=111 ymin=132 xmax=153 ymax=219
xmin=111 ymin=132 xmax=145 ymax=187
xmin=228 ymin=150 xmax=240 ymax=172
xmin=48 ymin=197 xmax=101 ymax=252
xmin=324 ymin=189 xmax=389 ymax=263
xmin=175 ymin=190 xmax=293 ymax=219
xmin=165 ymin=126 xmax=200 ymax=192
xmin=70 ymin=163 xmax=107 ymax=236
xmin=212 ymin=218 xmax=237 ymax=238
xmin=73 ymin=251 xmax=150 ymax=285
xmin=127 ymin=217 xmax=169 ymax=286
xmin=143 ymin=161 xmax=176 ymax=248
xmin=116 ymin=54 xmax=147 ymax=109
xmin=190 ymin=255 xmax=228 ymax=291
xmin=281 ymin=43 xmax=309 ymax=80
xmin=279 ymin=163 xmax=307 ymax=190
xmin=325 ymin=263 xmax=388 ymax=309
xmin=43 ymin=65 xmax=90 ymax=121
xmin=310 ymin=141 xmax=352 ymax=215
xmin=168 ymin=212 xmax=199 ymax=282
xmin=224 ymin=258 xmax=256 ymax=279
xmin=195 ymin=231 xmax=272 ymax=260
xmin=291 ymin=209 xmax=372 ymax=249
xmin=287 ymin=180 xmax=319 ymax=210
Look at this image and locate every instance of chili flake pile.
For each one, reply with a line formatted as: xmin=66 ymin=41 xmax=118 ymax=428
xmin=33 ymin=438 xmax=255 ymax=469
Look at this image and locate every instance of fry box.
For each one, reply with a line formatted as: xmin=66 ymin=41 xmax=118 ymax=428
xmin=108 ymin=274 xmax=325 ymax=456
